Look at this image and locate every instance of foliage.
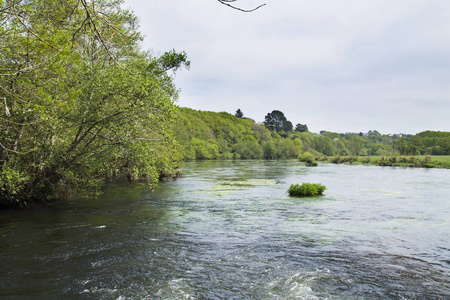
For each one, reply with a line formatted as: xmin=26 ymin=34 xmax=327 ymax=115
xmin=176 ymin=108 xmax=303 ymax=160
xmin=295 ymin=123 xmax=309 ymax=133
xmin=0 ymin=0 xmax=188 ymax=208
xmin=298 ymin=152 xmax=316 ymax=164
xmin=176 ymin=107 xmax=449 ymax=169
xmin=235 ymin=109 xmax=244 ymax=118
xmin=324 ymin=155 xmax=450 ymax=169
xmin=288 ymin=183 xmax=326 ymax=197
xmin=263 ymin=110 xmax=293 ymax=135
xmin=308 ymin=160 xmax=319 ymax=167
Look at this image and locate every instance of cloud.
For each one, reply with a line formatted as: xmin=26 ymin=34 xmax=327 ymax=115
xmin=124 ymin=0 xmax=450 ymax=134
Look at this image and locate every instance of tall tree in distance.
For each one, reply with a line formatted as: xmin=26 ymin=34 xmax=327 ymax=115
xmin=295 ymin=123 xmax=309 ymax=133
xmin=264 ymin=110 xmax=293 ymax=134
xmin=235 ymin=109 xmax=244 ymax=118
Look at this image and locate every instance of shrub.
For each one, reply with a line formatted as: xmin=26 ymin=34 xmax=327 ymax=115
xmin=307 ymin=161 xmax=318 ymax=167
xmin=288 ymin=183 xmax=326 ymax=197
xmin=298 ymin=152 xmax=318 ymax=166
xmin=331 ymin=156 xmax=342 ymax=164
xmin=0 ymin=167 xmax=30 ymax=208
xmin=298 ymin=152 xmax=316 ymax=163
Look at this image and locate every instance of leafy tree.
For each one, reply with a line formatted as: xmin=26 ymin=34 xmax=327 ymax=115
xmin=347 ymin=135 xmax=365 ymax=156
xmin=263 ymin=110 xmax=292 ymax=134
xmin=235 ymin=109 xmax=244 ymax=118
xmin=233 ymin=137 xmax=263 ymax=159
xmin=263 ymin=141 xmax=278 ymax=159
xmin=314 ymin=135 xmax=336 ymax=156
xmin=396 ymin=137 xmax=408 ymax=155
xmin=295 ymin=123 xmax=309 ymax=133
xmin=333 ymin=138 xmax=347 ymax=156
xmin=0 ymin=0 xmax=188 ymax=207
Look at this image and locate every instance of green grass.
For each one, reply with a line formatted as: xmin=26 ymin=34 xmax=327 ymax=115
xmin=322 ymin=155 xmax=450 ymax=169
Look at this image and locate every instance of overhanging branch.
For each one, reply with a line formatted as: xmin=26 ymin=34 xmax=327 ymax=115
xmin=217 ymin=0 xmax=266 ymax=12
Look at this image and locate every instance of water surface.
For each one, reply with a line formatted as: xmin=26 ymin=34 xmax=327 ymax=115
xmin=1 ymin=160 xmax=449 ymax=299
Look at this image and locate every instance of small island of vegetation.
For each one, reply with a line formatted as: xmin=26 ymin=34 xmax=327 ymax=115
xmin=288 ymin=183 xmax=326 ymax=197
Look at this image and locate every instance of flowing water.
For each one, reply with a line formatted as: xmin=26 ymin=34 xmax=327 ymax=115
xmin=0 ymin=160 xmax=449 ymax=299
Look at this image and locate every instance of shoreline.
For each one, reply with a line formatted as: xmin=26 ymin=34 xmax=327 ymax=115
xmin=314 ymin=155 xmax=450 ymax=169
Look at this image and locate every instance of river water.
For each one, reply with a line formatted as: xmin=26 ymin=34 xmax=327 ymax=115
xmin=0 ymin=160 xmax=449 ymax=299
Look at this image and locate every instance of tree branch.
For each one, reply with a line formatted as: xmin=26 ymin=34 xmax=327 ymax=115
xmin=217 ymin=0 xmax=266 ymax=12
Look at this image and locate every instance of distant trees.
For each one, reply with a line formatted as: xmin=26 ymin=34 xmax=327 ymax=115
xmin=409 ymin=131 xmax=450 ymax=155
xmin=176 ymin=108 xmax=303 ymax=160
xmin=295 ymin=123 xmax=309 ymax=133
xmin=348 ymin=135 xmax=365 ymax=156
xmin=176 ymin=108 xmax=449 ymax=163
xmin=235 ymin=109 xmax=244 ymax=118
xmin=263 ymin=110 xmax=293 ymax=136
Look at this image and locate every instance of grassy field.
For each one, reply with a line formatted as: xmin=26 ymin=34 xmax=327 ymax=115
xmin=318 ymin=155 xmax=450 ymax=169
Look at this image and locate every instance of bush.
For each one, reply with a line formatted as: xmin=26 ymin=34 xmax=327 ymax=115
xmin=288 ymin=183 xmax=326 ymax=197
xmin=298 ymin=152 xmax=316 ymax=163
xmin=0 ymin=167 xmax=29 ymax=207
xmin=298 ymin=152 xmax=318 ymax=165
xmin=307 ymin=161 xmax=318 ymax=167
xmin=331 ymin=156 xmax=342 ymax=164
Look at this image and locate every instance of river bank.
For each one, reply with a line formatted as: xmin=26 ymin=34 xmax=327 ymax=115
xmin=313 ymin=155 xmax=450 ymax=169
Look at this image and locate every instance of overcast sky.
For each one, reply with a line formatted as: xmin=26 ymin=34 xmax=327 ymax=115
xmin=123 ymin=0 xmax=450 ymax=134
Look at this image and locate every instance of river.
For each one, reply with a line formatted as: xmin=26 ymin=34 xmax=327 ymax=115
xmin=0 ymin=160 xmax=449 ymax=299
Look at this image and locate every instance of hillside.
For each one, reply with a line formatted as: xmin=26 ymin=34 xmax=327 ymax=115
xmin=176 ymin=108 xmax=450 ymax=160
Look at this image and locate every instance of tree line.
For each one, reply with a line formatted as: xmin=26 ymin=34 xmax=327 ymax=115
xmin=176 ymin=108 xmax=450 ymax=160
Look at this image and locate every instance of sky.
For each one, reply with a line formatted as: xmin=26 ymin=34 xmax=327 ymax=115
xmin=122 ymin=0 xmax=450 ymax=134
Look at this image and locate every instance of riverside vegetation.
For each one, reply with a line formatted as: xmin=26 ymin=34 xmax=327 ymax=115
xmin=1 ymin=1 xmax=449 ymax=209
xmin=175 ymin=108 xmax=450 ymax=168
xmin=0 ymin=0 xmax=189 ymax=208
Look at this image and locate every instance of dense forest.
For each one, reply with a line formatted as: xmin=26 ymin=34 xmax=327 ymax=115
xmin=176 ymin=108 xmax=450 ymax=160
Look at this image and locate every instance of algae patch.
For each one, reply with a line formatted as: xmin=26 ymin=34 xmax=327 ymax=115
xmin=211 ymin=179 xmax=278 ymax=195
xmin=221 ymin=179 xmax=278 ymax=186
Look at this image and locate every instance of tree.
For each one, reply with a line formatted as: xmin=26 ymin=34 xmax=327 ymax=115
xmin=295 ymin=123 xmax=309 ymax=133
xmin=333 ymin=138 xmax=344 ymax=156
xmin=235 ymin=109 xmax=244 ymax=118
xmin=348 ymin=135 xmax=365 ymax=156
xmin=314 ymin=135 xmax=336 ymax=156
xmin=263 ymin=110 xmax=292 ymax=134
xmin=0 ymin=0 xmax=189 ymax=208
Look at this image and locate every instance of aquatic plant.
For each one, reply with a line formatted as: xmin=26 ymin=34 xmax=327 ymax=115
xmin=307 ymin=161 xmax=319 ymax=167
xmin=288 ymin=183 xmax=326 ymax=197
xmin=298 ymin=152 xmax=318 ymax=166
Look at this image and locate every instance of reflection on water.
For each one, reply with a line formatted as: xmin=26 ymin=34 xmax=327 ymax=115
xmin=0 ymin=160 xmax=449 ymax=299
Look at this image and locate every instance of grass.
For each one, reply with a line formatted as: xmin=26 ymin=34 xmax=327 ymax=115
xmin=320 ymin=155 xmax=450 ymax=169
